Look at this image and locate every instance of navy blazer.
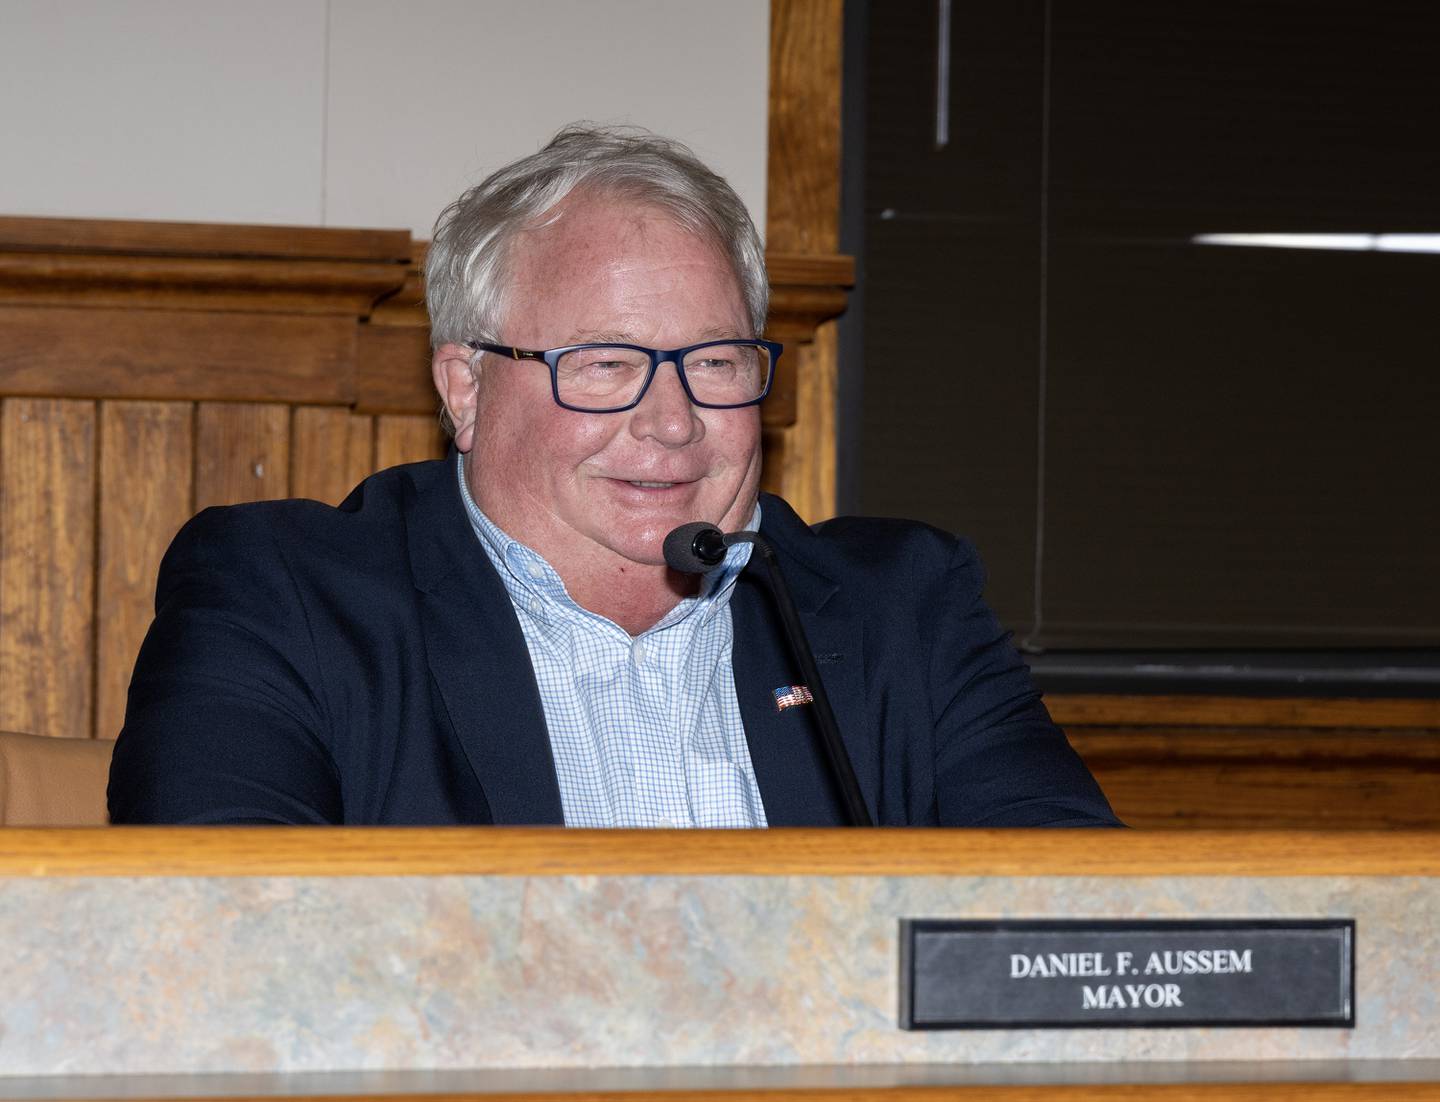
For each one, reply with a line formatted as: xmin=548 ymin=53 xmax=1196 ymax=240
xmin=109 ymin=458 xmax=1117 ymax=827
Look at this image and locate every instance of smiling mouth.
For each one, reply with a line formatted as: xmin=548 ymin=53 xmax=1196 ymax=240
xmin=626 ymin=480 xmax=685 ymax=489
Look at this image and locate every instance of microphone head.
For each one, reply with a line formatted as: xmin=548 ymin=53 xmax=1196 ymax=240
xmin=663 ymin=522 xmax=726 ymax=573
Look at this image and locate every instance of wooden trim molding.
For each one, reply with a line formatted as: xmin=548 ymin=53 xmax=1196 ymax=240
xmin=763 ymin=252 xmax=855 ymax=454
xmin=0 ymin=254 xmax=410 ymax=314
xmin=767 ymin=254 xmax=855 ymax=327
xmin=5 ymin=1063 xmax=1439 ymax=1102
xmin=0 ymin=215 xmax=413 ymax=261
xmin=3 ymin=827 xmax=1437 ymax=879
xmin=0 ymin=214 xmax=417 ymax=411
xmin=0 ymin=216 xmax=412 ymax=317
xmin=1048 ymin=694 xmax=1440 ymax=729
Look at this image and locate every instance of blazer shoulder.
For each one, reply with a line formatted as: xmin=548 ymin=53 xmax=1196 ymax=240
xmin=162 ymin=458 xmax=453 ymax=590
xmin=759 ymin=492 xmax=977 ymax=585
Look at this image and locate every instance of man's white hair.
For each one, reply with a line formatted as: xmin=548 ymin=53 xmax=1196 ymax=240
xmin=426 ymin=123 xmax=769 ymax=357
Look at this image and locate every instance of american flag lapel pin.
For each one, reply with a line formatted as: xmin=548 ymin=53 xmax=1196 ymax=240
xmin=773 ymin=684 xmax=814 ymax=712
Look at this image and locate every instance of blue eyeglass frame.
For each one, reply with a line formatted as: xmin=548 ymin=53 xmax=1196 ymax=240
xmin=464 ymin=338 xmax=782 ymax=413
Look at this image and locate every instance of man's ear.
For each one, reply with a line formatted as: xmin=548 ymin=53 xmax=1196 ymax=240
xmin=432 ymin=342 xmax=481 ymax=452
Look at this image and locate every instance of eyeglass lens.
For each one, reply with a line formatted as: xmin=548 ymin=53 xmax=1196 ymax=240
xmin=555 ymin=343 xmax=771 ymax=409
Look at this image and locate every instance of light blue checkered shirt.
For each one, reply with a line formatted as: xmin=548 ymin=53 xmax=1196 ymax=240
xmin=457 ymin=459 xmax=769 ymax=828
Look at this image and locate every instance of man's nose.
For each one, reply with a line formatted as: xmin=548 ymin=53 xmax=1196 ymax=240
xmin=629 ymin=359 xmax=703 ymax=445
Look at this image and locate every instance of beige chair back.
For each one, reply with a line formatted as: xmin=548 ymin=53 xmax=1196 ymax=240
xmin=0 ymin=731 xmax=113 ymax=825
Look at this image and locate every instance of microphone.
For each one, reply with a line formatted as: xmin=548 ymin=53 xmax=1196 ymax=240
xmin=663 ymin=522 xmax=728 ymax=572
xmin=664 ymin=522 xmax=874 ymax=827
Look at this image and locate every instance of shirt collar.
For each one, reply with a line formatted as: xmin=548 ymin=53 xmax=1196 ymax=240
xmin=455 ymin=454 xmax=758 ymax=634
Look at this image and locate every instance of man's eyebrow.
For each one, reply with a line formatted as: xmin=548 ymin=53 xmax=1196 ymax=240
xmin=567 ymin=327 xmax=745 ymax=345
xmin=570 ymin=331 xmax=636 ymax=344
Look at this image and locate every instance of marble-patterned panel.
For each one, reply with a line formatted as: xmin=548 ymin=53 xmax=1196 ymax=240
xmin=0 ymin=874 xmax=1434 ymax=1075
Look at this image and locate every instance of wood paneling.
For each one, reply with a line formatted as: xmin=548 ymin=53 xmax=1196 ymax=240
xmin=0 ymin=306 xmax=358 ymax=404
xmin=355 ymin=324 xmax=434 ymax=414
xmin=194 ymin=402 xmax=291 ymax=508
xmin=767 ymin=0 xmax=843 ymax=256
xmin=0 ymin=399 xmax=96 ymax=740
xmin=780 ymin=319 xmax=839 ymax=512
xmin=1073 ymin=729 xmax=1440 ymax=830
xmin=765 ymin=0 xmax=850 ymax=521
xmin=94 ymin=401 xmax=195 ymax=741
xmin=1052 ymin=695 xmax=1440 ymax=830
xmin=291 ymin=406 xmax=375 ymax=505
xmin=2 ymin=826 xmax=1438 ymax=879
xmin=0 ymin=219 xmax=414 ymax=745
xmin=375 ymin=414 xmax=447 ymax=471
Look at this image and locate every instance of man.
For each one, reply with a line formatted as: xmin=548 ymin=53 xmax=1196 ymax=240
xmin=109 ymin=125 xmax=1116 ymax=827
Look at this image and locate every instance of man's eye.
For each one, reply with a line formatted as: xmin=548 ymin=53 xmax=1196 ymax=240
xmin=561 ymin=349 xmax=645 ymax=374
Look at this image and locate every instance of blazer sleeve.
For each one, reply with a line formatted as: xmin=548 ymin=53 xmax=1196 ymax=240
xmin=107 ymin=507 xmax=344 ymax=824
xmin=920 ymin=536 xmax=1121 ymax=827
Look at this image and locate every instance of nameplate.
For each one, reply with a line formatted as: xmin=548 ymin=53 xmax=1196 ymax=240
xmin=899 ymin=919 xmax=1353 ymax=1029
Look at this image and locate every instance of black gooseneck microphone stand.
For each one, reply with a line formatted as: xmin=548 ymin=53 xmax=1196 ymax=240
xmin=664 ymin=523 xmax=874 ymax=827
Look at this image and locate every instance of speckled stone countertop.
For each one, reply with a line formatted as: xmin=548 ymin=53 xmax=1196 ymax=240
xmin=2 ymin=871 xmax=1434 ymax=1075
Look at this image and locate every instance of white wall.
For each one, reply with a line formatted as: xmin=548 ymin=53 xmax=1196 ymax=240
xmin=0 ymin=0 xmax=770 ymax=238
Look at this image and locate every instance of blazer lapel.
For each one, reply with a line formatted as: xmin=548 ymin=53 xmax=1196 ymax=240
xmin=732 ymin=563 xmax=873 ymax=827
xmin=408 ymin=462 xmax=564 ymax=825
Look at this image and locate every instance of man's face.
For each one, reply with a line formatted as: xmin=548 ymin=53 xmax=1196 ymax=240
xmin=441 ymin=196 xmax=763 ymax=578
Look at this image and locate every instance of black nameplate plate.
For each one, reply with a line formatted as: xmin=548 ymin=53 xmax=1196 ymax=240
xmin=899 ymin=919 xmax=1353 ymax=1029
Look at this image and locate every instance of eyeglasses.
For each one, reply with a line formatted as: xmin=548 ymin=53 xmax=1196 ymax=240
xmin=465 ymin=339 xmax=781 ymax=413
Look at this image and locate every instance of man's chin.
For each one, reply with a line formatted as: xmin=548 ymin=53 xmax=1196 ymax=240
xmin=611 ymin=527 xmax=683 ymax=570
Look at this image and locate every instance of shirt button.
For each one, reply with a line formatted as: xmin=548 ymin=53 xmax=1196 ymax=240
xmin=526 ymin=562 xmax=545 ymax=581
xmin=631 ymin=639 xmax=646 ymax=664
xmin=657 ymin=817 xmax=677 ymax=829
